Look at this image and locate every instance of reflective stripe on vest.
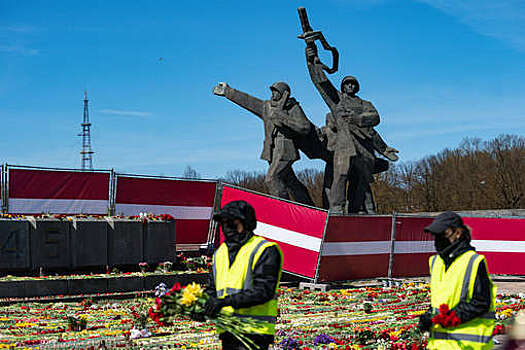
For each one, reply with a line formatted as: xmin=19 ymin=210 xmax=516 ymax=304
xmin=213 ymin=235 xmax=282 ymax=335
xmin=460 ymin=254 xmax=479 ymax=302
xmin=432 ymin=332 xmax=493 ymax=344
xmin=217 ymin=288 xmax=242 ymax=298
xmin=243 ymin=239 xmax=270 ymax=290
xmin=431 ymin=255 xmax=438 ymax=272
xmin=215 ymin=238 xmax=270 ymax=298
xmin=428 ymin=251 xmax=496 ymax=350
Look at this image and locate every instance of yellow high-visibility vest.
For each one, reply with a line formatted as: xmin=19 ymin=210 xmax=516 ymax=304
xmin=428 ymin=250 xmax=497 ymax=350
xmin=212 ymin=235 xmax=283 ymax=335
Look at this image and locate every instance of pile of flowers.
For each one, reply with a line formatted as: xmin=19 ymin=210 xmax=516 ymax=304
xmin=0 ymin=283 xmax=522 ymax=349
xmin=431 ymin=304 xmax=461 ymax=328
xmin=0 ymin=212 xmax=175 ymax=222
xmin=150 ymin=282 xmax=268 ymax=349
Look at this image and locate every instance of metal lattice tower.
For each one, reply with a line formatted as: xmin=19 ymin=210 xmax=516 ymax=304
xmin=79 ymin=91 xmax=94 ymax=170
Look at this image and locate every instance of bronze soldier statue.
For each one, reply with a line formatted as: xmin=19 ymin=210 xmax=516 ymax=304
xmin=213 ymin=81 xmax=315 ymax=206
xmin=299 ymin=7 xmax=398 ymax=214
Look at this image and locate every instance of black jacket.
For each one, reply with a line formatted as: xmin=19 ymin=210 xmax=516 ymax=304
xmin=207 ymin=231 xmax=282 ymax=310
xmin=438 ymin=238 xmax=492 ymax=323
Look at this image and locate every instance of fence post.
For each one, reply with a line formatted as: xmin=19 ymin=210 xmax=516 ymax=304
xmin=1 ymin=163 xmax=7 ymax=214
xmin=109 ymin=169 xmax=116 ymax=216
xmin=313 ymin=212 xmax=330 ymax=284
xmin=206 ymin=181 xmax=223 ymax=253
xmin=387 ymin=211 xmax=398 ymax=282
xmin=1 ymin=164 xmax=4 ymax=213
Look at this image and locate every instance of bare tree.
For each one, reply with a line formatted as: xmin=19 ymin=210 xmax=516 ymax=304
xmin=183 ymin=165 xmax=199 ymax=179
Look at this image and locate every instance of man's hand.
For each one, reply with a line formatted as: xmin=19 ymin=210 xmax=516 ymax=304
xmin=212 ymin=82 xmax=229 ymax=96
xmin=418 ymin=311 xmax=433 ymax=332
xmin=305 ymin=45 xmax=319 ymax=62
xmin=383 ymin=147 xmax=399 ymax=161
xmin=317 ymin=126 xmax=327 ymax=142
xmin=204 ymin=297 xmax=228 ymax=318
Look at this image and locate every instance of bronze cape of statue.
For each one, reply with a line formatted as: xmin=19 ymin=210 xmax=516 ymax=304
xmin=211 ymin=7 xmax=399 ymax=214
xmin=297 ymin=6 xmax=399 ymax=214
xmin=213 ymin=81 xmax=315 ymax=206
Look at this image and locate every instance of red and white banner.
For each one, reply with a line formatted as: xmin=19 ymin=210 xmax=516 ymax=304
xmin=8 ymin=168 xmax=110 ymax=214
xmin=465 ymin=217 xmax=525 ymax=275
xmin=220 ymin=185 xmax=328 ymax=279
xmin=391 ymin=216 xmax=433 ymax=278
xmin=114 ymin=175 xmax=217 ymax=245
xmin=317 ymin=215 xmax=392 ymax=282
xmin=390 ymin=216 xmax=525 ymax=277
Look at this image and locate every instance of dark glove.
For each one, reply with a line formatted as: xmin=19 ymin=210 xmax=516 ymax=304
xmin=418 ymin=311 xmax=433 ymax=332
xmin=189 ymin=312 xmax=206 ymax=322
xmin=204 ymin=297 xmax=229 ymax=318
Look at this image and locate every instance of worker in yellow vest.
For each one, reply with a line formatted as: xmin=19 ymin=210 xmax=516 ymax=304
xmin=418 ymin=211 xmax=497 ymax=349
xmin=205 ymin=200 xmax=283 ymax=350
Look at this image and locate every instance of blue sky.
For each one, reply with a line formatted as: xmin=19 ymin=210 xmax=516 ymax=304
xmin=1 ymin=0 xmax=524 ymax=178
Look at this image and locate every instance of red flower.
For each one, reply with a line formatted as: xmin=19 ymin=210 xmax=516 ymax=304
xmin=432 ymin=304 xmax=461 ymax=328
xmin=493 ymin=324 xmax=505 ymax=335
xmin=439 ymin=304 xmax=450 ymax=314
xmin=170 ymin=282 xmax=182 ymax=293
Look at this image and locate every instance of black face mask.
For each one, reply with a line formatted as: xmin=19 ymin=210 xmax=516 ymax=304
xmin=221 ymin=221 xmax=239 ymax=242
xmin=434 ymin=234 xmax=452 ymax=253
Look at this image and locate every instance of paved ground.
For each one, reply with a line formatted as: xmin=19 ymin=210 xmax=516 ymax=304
xmin=493 ymin=276 xmax=525 ymax=294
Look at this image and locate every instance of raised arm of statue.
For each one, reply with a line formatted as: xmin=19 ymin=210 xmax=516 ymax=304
xmin=213 ymin=82 xmax=264 ymax=119
xmin=305 ymin=46 xmax=340 ymax=113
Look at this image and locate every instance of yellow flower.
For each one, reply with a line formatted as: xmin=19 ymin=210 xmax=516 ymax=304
xmin=184 ymin=282 xmax=203 ymax=298
xmin=180 ymin=289 xmax=198 ymax=306
xmin=391 ymin=329 xmax=404 ymax=338
xmin=498 ymin=308 xmax=514 ymax=319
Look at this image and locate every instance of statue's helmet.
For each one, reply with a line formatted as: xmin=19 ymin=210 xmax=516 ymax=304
xmin=340 ymin=75 xmax=360 ymax=94
xmin=270 ymin=81 xmax=291 ymax=96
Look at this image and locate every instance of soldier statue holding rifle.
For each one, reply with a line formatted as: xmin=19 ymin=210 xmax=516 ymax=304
xmin=297 ymin=7 xmax=399 ymax=214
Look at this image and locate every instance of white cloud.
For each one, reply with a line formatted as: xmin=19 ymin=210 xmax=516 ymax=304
xmin=0 ymin=45 xmax=38 ymax=55
xmin=417 ymin=0 xmax=525 ymax=51
xmin=2 ymin=25 xmax=38 ymax=33
xmin=99 ymin=109 xmax=152 ymax=117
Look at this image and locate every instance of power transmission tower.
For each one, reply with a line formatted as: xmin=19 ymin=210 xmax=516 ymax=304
xmin=79 ymin=91 xmax=94 ymax=170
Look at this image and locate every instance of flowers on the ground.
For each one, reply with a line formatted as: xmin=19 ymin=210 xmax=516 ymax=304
xmin=0 ymin=283 xmax=521 ymax=349
xmin=151 ymin=282 xmax=272 ymax=349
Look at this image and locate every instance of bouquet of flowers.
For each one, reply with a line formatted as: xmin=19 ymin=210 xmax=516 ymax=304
xmin=432 ymin=304 xmax=461 ymax=328
xmin=149 ymin=282 xmax=267 ymax=349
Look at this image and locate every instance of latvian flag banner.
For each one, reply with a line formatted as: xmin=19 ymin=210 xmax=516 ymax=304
xmin=8 ymin=167 xmax=110 ymax=215
xmin=220 ymin=185 xmax=328 ymax=279
xmin=114 ymin=175 xmax=217 ymax=245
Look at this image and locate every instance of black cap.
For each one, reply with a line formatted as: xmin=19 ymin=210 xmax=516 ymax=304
xmin=212 ymin=200 xmax=257 ymax=231
xmin=424 ymin=211 xmax=464 ymax=235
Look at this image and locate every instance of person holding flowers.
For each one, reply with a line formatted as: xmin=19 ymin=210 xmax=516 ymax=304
xmin=419 ymin=211 xmax=497 ymax=349
xmin=205 ymin=200 xmax=283 ymax=350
